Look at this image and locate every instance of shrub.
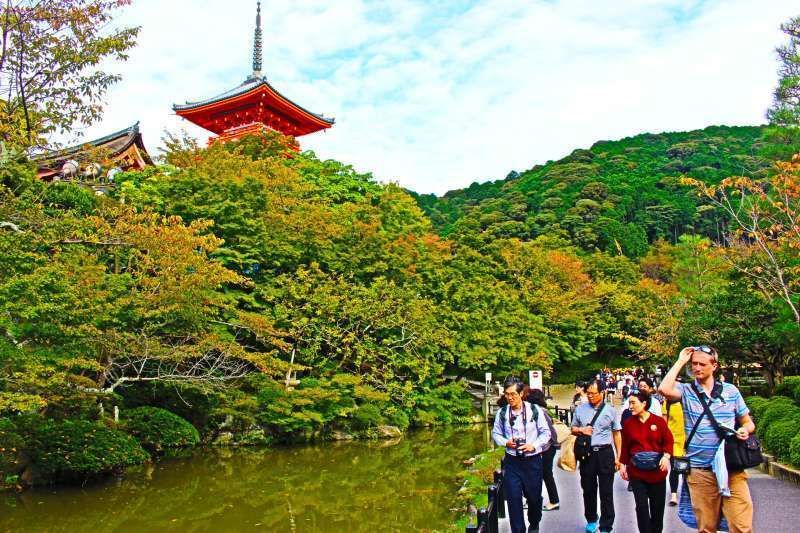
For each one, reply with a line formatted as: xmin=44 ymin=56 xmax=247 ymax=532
xmin=745 ymin=397 xmax=768 ymax=419
xmin=412 ymin=409 xmax=438 ymax=427
xmin=385 ymin=407 xmax=410 ymax=431
xmin=0 ymin=417 xmax=26 ymax=479
xmin=790 ymin=432 xmax=800 ymax=468
xmin=351 ymin=404 xmax=384 ymax=430
xmin=27 ymin=419 xmax=148 ymax=483
xmin=764 ymin=416 xmax=800 ymax=461
xmin=774 ymin=377 xmax=800 ymax=398
xmin=411 ymin=382 xmax=474 ymax=426
xmin=755 ymin=397 xmax=796 ymax=439
xmin=123 ymin=407 xmax=200 ymax=452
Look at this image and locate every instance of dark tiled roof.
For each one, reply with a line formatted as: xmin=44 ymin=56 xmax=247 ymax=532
xmin=172 ymin=76 xmax=334 ymax=124
xmin=33 ymin=122 xmax=153 ymax=165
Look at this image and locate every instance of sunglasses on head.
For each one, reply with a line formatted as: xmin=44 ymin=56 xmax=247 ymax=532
xmin=692 ymin=345 xmax=713 ymax=354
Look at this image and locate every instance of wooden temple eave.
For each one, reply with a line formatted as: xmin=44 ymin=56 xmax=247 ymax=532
xmin=175 ymin=82 xmax=332 ymax=134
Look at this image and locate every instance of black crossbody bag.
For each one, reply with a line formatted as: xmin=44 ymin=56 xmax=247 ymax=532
xmin=692 ymin=383 xmax=763 ymax=472
xmin=575 ymin=403 xmax=605 ymax=462
xmin=670 ymin=406 xmax=704 ymax=475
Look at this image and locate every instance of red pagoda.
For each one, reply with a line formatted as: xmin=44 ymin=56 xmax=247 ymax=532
xmin=173 ymin=2 xmax=334 ymax=144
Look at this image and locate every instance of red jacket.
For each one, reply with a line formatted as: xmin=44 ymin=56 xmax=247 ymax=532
xmin=621 ymin=412 xmax=674 ymax=483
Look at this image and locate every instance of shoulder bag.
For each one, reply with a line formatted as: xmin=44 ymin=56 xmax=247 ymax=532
xmin=670 ymin=399 xmax=707 ymax=475
xmin=575 ymin=403 xmax=605 ymax=462
xmin=692 ymin=383 xmax=763 ymax=472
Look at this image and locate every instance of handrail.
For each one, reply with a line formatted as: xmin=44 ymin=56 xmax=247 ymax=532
xmin=465 ymin=466 xmax=505 ymax=533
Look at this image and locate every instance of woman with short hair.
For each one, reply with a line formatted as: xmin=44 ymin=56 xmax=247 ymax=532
xmin=619 ymin=391 xmax=674 ymax=533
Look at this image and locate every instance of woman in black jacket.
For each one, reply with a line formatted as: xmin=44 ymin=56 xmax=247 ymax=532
xmin=527 ymin=388 xmax=560 ymax=511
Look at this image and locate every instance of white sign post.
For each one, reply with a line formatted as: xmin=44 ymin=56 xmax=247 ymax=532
xmin=529 ymin=370 xmax=543 ymax=390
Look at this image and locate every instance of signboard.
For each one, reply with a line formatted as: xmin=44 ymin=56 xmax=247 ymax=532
xmin=485 ymin=372 xmax=492 ymax=383
xmin=529 ymin=370 xmax=543 ymax=390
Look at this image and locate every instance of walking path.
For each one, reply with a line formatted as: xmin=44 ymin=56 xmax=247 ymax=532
xmin=499 ymin=462 xmax=800 ymax=532
xmin=494 ymin=391 xmax=800 ymax=532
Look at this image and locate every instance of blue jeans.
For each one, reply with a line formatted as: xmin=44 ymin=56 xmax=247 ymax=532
xmin=504 ymin=453 xmax=544 ymax=533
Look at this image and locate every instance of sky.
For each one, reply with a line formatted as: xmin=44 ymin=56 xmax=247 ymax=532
xmin=82 ymin=0 xmax=798 ymax=195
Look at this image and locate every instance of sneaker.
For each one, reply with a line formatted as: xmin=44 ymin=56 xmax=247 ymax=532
xmin=669 ymin=493 xmax=678 ymax=507
xmin=527 ymin=528 xmax=539 ymax=533
xmin=585 ymin=522 xmax=599 ymax=533
xmin=543 ymin=502 xmax=560 ymax=511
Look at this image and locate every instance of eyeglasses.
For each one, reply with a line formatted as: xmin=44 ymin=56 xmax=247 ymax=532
xmin=692 ymin=346 xmax=713 ymax=354
xmin=504 ymin=392 xmax=520 ymax=398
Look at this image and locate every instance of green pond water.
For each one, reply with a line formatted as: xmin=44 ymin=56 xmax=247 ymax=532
xmin=1 ymin=425 xmax=491 ymax=532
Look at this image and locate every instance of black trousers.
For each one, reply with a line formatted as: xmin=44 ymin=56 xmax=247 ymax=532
xmin=505 ymin=454 xmax=544 ymax=533
xmin=669 ymin=466 xmax=682 ymax=494
xmin=579 ymin=446 xmax=615 ymax=531
xmin=631 ymin=478 xmax=666 ymax=533
xmin=541 ymin=445 xmax=559 ymax=504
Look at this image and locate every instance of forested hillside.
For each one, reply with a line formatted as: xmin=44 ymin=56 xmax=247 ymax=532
xmin=415 ymin=125 xmax=789 ymax=257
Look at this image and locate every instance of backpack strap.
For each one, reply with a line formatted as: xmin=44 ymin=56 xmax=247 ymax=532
xmin=500 ymin=405 xmax=508 ymax=438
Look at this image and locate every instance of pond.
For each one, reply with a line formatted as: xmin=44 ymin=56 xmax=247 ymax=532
xmin=1 ymin=425 xmax=491 ymax=532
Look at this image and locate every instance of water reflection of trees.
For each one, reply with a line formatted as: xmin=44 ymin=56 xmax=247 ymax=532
xmin=1 ymin=427 xmax=486 ymax=532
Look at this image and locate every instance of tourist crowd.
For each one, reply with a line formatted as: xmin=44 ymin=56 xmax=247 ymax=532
xmin=492 ymin=345 xmax=757 ymax=533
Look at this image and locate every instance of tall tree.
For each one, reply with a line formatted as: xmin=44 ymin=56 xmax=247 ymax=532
xmin=768 ymin=15 xmax=800 ymax=127
xmin=0 ymin=0 xmax=139 ymax=148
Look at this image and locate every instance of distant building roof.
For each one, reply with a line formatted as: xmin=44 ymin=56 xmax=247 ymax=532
xmin=35 ymin=122 xmax=153 ymax=180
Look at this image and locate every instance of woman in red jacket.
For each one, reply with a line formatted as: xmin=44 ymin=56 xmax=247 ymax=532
xmin=619 ymin=390 xmax=673 ymax=533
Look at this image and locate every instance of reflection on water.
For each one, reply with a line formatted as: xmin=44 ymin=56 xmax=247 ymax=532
xmin=1 ymin=426 xmax=489 ymax=532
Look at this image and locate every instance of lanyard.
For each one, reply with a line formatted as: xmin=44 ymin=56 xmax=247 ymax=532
xmin=508 ymin=403 xmax=528 ymax=439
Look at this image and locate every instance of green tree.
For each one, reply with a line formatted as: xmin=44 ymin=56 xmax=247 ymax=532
xmin=767 ymin=15 xmax=800 ymax=127
xmin=0 ymin=0 xmax=139 ymax=147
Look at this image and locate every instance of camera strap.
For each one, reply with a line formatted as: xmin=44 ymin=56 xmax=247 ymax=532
xmin=507 ymin=402 xmax=528 ymax=440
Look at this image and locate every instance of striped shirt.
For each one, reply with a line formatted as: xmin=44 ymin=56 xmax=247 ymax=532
xmin=678 ymin=381 xmax=749 ymax=467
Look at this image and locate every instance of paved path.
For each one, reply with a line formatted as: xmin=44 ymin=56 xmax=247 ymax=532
xmin=499 ymin=461 xmax=800 ymax=532
xmin=494 ymin=394 xmax=800 ymax=532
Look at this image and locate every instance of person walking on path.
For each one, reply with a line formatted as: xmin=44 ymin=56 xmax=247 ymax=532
xmin=658 ymin=346 xmax=756 ymax=533
xmin=571 ymin=379 xmax=622 ymax=533
xmin=527 ymin=388 xmax=561 ymax=512
xmin=492 ymin=376 xmax=552 ymax=533
xmin=663 ymin=397 xmax=686 ymax=506
xmin=619 ymin=391 xmax=674 ymax=533
xmin=623 ymin=377 xmax=661 ymax=417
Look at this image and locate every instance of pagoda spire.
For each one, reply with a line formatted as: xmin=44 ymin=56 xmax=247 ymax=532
xmin=252 ymin=1 xmax=263 ymax=78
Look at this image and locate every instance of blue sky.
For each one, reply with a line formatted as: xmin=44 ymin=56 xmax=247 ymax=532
xmin=84 ymin=0 xmax=797 ymax=194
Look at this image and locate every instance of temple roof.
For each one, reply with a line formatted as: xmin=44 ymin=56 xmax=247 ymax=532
xmin=34 ymin=122 xmax=153 ymax=180
xmin=172 ymin=3 xmax=333 ymax=139
xmin=34 ymin=122 xmax=153 ymax=166
xmin=172 ymin=76 xmax=334 ymax=137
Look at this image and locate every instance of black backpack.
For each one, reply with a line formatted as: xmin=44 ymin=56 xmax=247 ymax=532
xmin=499 ymin=401 xmax=539 ymax=439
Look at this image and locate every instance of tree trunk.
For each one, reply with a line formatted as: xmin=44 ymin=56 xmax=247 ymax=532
xmin=761 ymin=366 xmax=776 ymax=395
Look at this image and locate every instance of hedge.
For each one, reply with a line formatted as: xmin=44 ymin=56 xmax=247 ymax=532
xmin=764 ymin=416 xmax=800 ymax=462
xmin=756 ymin=397 xmax=797 ymax=439
xmin=27 ymin=419 xmax=149 ymax=483
xmin=747 ymin=394 xmax=800 ymax=469
xmin=123 ymin=407 xmax=200 ymax=453
xmin=774 ymin=376 xmax=800 ymax=397
xmin=790 ymin=432 xmax=800 ymax=468
xmin=745 ymin=396 xmax=768 ymax=420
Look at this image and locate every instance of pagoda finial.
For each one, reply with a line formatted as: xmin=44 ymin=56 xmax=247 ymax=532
xmin=252 ymin=1 xmax=263 ymax=78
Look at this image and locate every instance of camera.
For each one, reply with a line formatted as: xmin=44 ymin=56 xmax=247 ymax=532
xmin=513 ymin=438 xmax=526 ymax=456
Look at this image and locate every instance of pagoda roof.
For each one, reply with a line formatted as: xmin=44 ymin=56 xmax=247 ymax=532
xmin=172 ymin=76 xmax=334 ymax=137
xmin=34 ymin=122 xmax=153 ymax=166
xmin=34 ymin=122 xmax=153 ymax=180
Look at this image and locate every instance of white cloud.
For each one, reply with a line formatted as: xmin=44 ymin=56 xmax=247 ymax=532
xmin=80 ymin=0 xmax=797 ymax=194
